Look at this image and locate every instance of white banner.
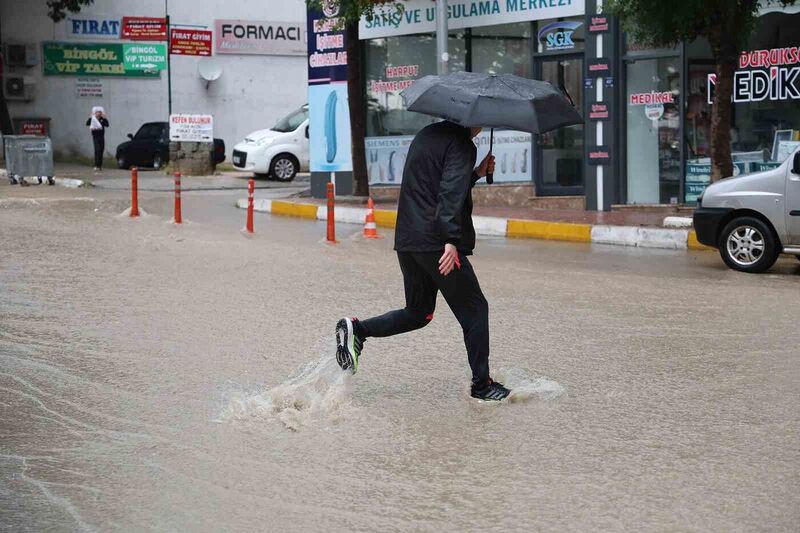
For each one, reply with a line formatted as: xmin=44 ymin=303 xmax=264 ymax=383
xmin=169 ymin=114 xmax=213 ymax=142
xmin=365 ymin=129 xmax=532 ymax=184
xmin=359 ymin=0 xmax=585 ymax=39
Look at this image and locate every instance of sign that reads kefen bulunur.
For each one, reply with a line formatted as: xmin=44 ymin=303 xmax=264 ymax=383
xmin=215 ymin=20 xmax=306 ymax=56
xmin=169 ymin=114 xmax=213 ymax=143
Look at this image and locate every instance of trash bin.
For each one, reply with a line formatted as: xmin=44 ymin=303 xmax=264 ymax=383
xmin=4 ymin=135 xmax=55 ymax=185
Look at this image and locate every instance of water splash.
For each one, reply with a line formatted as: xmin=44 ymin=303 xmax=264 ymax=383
xmin=493 ymin=367 xmax=565 ymax=403
xmin=219 ymin=356 xmax=354 ymax=431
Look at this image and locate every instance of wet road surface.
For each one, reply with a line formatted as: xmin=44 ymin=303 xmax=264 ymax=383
xmin=1 ymin=183 xmax=799 ymax=532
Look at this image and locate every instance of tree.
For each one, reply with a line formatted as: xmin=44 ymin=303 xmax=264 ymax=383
xmin=608 ymin=0 xmax=796 ymax=183
xmin=0 ymin=1 xmax=95 ymax=134
xmin=307 ymin=1 xmax=402 ymax=196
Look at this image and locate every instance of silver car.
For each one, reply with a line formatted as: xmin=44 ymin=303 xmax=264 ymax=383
xmin=693 ymin=149 xmax=800 ymax=273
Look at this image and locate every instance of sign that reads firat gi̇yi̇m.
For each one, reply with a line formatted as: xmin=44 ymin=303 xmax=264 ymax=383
xmin=169 ymin=114 xmax=214 ymax=142
xmin=170 ymin=29 xmax=213 ymax=56
xmin=215 ymin=20 xmax=305 ymax=56
xmin=121 ymin=17 xmax=168 ymax=40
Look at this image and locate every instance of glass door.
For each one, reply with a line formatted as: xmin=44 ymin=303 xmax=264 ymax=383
xmin=535 ymin=55 xmax=584 ymax=196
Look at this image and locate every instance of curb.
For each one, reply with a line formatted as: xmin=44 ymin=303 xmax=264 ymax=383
xmin=236 ymin=198 xmax=711 ymax=251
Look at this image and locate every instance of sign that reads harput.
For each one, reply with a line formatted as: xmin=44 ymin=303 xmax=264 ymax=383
xmin=360 ymin=0 xmax=584 ymax=39
xmin=169 ymin=114 xmax=213 ymax=143
xmin=215 ymin=20 xmax=306 ymax=56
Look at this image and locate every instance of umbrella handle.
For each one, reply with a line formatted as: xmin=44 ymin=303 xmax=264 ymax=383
xmin=486 ymin=128 xmax=494 ymax=184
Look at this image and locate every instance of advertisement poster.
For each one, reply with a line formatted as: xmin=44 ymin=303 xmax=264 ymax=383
xmin=365 ymin=130 xmax=532 ymax=184
xmin=42 ymin=42 xmax=161 ymax=77
xmin=170 ymin=29 xmax=213 ymax=56
xmin=76 ymin=78 xmax=103 ymax=98
xmin=215 ymin=20 xmax=305 ymax=56
xmin=121 ymin=17 xmax=168 ymax=40
xmin=307 ymin=4 xmax=352 ymax=172
xmin=169 ymin=114 xmax=213 ymax=142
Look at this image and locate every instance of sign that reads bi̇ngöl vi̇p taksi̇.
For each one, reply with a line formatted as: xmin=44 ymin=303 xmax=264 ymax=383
xmin=42 ymin=42 xmax=161 ymax=77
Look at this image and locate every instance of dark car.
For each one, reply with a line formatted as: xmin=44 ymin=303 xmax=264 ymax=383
xmin=116 ymin=122 xmax=226 ymax=170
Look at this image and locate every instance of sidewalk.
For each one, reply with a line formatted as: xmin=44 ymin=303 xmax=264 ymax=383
xmin=236 ymin=195 xmax=708 ymax=252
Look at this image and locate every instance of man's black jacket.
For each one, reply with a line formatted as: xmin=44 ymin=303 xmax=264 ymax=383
xmin=393 ymin=121 xmax=481 ymax=255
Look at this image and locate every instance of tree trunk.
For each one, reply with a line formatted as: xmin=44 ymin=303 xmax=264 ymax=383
xmin=709 ymin=58 xmax=735 ymax=182
xmin=345 ymin=21 xmax=369 ymax=196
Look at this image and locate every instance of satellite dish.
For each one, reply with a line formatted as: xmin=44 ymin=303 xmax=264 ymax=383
xmin=198 ymin=58 xmax=223 ymax=88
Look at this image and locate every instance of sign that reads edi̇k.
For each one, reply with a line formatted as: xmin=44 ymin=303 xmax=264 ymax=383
xmin=169 ymin=114 xmax=213 ymax=143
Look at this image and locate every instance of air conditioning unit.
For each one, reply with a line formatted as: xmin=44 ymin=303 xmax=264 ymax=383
xmin=4 ymin=76 xmax=35 ymax=101
xmin=5 ymin=44 xmax=38 ymax=67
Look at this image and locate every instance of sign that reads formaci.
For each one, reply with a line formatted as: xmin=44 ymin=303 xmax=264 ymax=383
xmin=359 ymin=0 xmax=584 ymax=39
xmin=215 ymin=20 xmax=306 ymax=56
xmin=169 ymin=114 xmax=213 ymax=142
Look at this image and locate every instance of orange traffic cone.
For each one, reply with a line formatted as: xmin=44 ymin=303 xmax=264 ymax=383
xmin=363 ymin=198 xmax=382 ymax=239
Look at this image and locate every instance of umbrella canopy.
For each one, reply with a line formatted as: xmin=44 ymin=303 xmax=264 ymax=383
xmin=400 ymin=71 xmax=582 ymax=134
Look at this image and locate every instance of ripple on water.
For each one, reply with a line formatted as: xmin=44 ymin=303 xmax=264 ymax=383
xmin=493 ymin=367 xmax=565 ymax=403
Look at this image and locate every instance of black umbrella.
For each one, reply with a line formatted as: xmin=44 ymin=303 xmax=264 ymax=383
xmin=401 ymin=71 xmax=583 ymax=183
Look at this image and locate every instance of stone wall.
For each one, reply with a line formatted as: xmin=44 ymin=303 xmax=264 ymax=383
xmin=169 ymin=142 xmax=214 ymax=176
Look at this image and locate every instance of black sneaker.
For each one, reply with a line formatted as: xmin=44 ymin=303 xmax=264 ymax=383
xmin=471 ymin=379 xmax=511 ymax=401
xmin=335 ymin=318 xmax=364 ymax=374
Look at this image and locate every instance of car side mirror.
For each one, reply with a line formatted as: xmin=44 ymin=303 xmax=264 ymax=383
xmin=127 ymin=133 xmax=133 ymax=139
xmin=305 ymin=126 xmax=309 ymax=139
xmin=793 ymin=152 xmax=800 ymax=175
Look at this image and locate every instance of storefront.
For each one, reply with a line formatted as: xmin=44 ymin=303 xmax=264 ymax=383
xmin=358 ymin=2 xmax=800 ymax=209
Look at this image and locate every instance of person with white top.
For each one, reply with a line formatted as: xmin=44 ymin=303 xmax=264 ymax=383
xmin=85 ymin=106 xmax=109 ymax=171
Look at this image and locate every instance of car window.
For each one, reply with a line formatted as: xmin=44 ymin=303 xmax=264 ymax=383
xmin=272 ymin=108 xmax=308 ymax=133
xmin=134 ymin=124 xmax=162 ymax=140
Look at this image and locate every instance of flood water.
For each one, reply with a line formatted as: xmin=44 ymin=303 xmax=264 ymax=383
xmin=2 ymin=190 xmax=799 ymax=532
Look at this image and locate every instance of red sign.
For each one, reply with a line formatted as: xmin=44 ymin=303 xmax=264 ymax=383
xmin=121 ymin=17 xmax=167 ymax=41
xmin=170 ymin=29 xmax=213 ymax=56
xmin=589 ymin=102 xmax=610 ymax=121
xmin=629 ymin=91 xmax=674 ymax=105
xmin=19 ymin=120 xmax=47 ymax=135
xmin=588 ymin=16 xmax=609 ymax=33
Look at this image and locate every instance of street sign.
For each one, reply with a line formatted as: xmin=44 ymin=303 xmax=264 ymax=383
xmin=169 ymin=114 xmax=213 ymax=142
xmin=122 ymin=44 xmax=167 ymax=71
xmin=170 ymin=29 xmax=213 ymax=56
xmin=121 ymin=17 xmax=168 ymax=40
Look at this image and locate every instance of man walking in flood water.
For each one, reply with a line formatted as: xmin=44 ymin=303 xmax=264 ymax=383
xmin=335 ymin=121 xmax=510 ymax=401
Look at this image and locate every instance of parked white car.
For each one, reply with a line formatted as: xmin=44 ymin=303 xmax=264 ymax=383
xmin=232 ymin=105 xmax=309 ymax=181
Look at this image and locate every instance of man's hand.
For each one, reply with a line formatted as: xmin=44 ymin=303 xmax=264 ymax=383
xmin=475 ymin=154 xmax=496 ymax=178
xmin=438 ymin=243 xmax=459 ymax=276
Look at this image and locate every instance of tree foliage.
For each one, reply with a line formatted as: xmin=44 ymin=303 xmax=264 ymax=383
xmin=46 ymin=0 xmax=95 ymax=22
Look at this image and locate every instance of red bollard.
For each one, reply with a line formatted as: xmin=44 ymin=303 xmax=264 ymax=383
xmin=130 ymin=167 xmax=139 ymax=217
xmin=326 ymin=182 xmax=336 ymax=243
xmin=174 ymin=172 xmax=182 ymax=224
xmin=246 ymin=178 xmax=254 ymax=233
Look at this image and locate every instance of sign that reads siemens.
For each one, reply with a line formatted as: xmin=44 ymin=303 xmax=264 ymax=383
xmin=359 ymin=0 xmax=584 ymax=39
xmin=215 ymin=20 xmax=306 ymax=56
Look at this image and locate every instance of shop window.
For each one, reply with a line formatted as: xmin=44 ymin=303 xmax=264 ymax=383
xmin=471 ymin=22 xmax=532 ymax=77
xmin=625 ymin=57 xmax=682 ymax=204
xmin=685 ymin=12 xmax=800 ymax=202
xmin=365 ymin=32 xmax=466 ymax=137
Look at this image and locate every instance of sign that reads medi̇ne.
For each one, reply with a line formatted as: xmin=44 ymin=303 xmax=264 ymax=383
xmin=215 ymin=20 xmax=306 ymax=56
xmin=360 ymin=0 xmax=584 ymax=39
xmin=42 ymin=42 xmax=160 ymax=77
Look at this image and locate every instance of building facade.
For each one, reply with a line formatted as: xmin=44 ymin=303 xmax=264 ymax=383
xmin=358 ymin=0 xmax=800 ymax=209
xmin=2 ymin=0 xmax=307 ymax=162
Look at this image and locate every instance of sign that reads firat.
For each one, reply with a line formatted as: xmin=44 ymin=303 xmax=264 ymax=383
xmin=169 ymin=114 xmax=213 ymax=142
xmin=67 ymin=18 xmax=121 ymax=39
xmin=18 ymin=120 xmax=48 ymax=136
xmin=170 ymin=29 xmax=213 ymax=56
xmin=215 ymin=20 xmax=305 ymax=56
xmin=121 ymin=17 xmax=168 ymax=41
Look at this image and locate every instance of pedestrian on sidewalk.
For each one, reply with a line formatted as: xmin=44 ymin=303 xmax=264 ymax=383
xmin=335 ymin=121 xmax=511 ymax=401
xmin=86 ymin=106 xmax=109 ymax=171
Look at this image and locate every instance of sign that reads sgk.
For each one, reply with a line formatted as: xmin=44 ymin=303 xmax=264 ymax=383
xmin=215 ymin=20 xmax=306 ymax=56
xmin=537 ymin=21 xmax=581 ymax=51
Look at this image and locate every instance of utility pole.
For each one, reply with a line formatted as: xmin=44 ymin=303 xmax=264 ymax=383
xmin=436 ymin=0 xmax=448 ymax=75
xmin=166 ymin=0 xmax=172 ymax=115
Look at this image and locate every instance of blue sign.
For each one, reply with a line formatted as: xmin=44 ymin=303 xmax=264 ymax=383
xmin=537 ymin=21 xmax=582 ymax=51
xmin=67 ymin=18 xmax=121 ymax=39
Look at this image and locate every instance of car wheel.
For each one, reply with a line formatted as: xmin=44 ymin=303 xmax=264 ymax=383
xmin=270 ymin=154 xmax=297 ymax=182
xmin=117 ymin=155 xmax=128 ymax=169
xmin=152 ymin=153 xmax=163 ymax=170
xmin=718 ymin=216 xmax=780 ymax=273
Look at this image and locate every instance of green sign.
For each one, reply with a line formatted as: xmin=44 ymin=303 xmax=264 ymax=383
xmin=122 ymin=43 xmax=167 ymax=71
xmin=42 ymin=42 xmax=161 ymax=77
